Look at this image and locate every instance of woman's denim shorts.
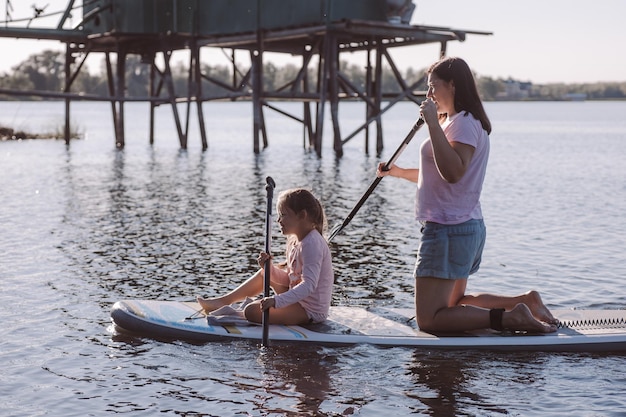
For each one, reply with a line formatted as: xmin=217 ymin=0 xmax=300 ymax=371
xmin=414 ymin=219 xmax=486 ymax=280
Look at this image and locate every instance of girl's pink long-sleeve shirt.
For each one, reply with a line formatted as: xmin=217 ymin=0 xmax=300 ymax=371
xmin=271 ymin=229 xmax=334 ymax=322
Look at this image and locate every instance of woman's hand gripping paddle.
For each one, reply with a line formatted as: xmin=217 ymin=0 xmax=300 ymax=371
xmin=328 ymin=118 xmax=425 ymax=242
xmin=262 ymin=176 xmax=276 ymax=347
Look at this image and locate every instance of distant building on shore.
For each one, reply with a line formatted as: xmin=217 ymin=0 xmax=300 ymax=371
xmin=496 ymin=78 xmax=532 ymax=100
xmin=562 ymin=93 xmax=587 ymax=101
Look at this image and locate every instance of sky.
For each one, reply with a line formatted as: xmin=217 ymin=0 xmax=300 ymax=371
xmin=0 ymin=0 xmax=624 ymax=84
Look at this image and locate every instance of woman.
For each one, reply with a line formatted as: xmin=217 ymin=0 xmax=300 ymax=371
xmin=377 ymin=57 xmax=558 ymax=333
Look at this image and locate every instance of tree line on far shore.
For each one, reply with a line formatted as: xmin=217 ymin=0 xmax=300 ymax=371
xmin=1 ymin=49 xmax=625 ymax=102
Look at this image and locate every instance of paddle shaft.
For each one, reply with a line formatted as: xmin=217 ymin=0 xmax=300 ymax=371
xmin=328 ymin=117 xmax=425 ymax=242
xmin=262 ymin=176 xmax=276 ymax=346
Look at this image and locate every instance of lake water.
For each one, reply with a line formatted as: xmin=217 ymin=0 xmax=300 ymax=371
xmin=1 ymin=100 xmax=625 ymax=416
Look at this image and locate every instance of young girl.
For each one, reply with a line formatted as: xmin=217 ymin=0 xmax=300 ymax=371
xmin=197 ymin=188 xmax=334 ymax=325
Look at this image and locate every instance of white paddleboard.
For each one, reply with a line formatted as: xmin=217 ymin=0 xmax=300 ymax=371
xmin=110 ymin=300 xmax=626 ymax=352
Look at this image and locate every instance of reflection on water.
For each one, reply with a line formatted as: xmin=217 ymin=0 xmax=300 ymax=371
xmin=56 ymin=135 xmax=419 ymax=305
xmin=406 ymin=351 xmax=542 ymax=416
xmin=257 ymin=346 xmax=338 ymax=415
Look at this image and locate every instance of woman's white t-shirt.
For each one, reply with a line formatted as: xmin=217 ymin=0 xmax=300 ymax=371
xmin=415 ymin=112 xmax=490 ymax=225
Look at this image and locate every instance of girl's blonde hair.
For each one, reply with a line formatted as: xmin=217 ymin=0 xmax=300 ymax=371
xmin=277 ymin=188 xmax=327 ymax=236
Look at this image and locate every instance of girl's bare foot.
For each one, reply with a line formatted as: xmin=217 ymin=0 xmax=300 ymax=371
xmin=503 ymin=303 xmax=557 ymax=333
xmin=196 ymin=296 xmax=225 ymax=313
xmin=523 ymin=290 xmax=558 ymax=324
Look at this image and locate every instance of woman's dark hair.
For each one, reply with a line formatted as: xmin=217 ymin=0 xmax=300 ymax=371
xmin=428 ymin=57 xmax=492 ymax=134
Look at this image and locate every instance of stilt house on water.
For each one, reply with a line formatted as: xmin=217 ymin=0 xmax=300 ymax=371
xmin=0 ymin=0 xmax=491 ymax=156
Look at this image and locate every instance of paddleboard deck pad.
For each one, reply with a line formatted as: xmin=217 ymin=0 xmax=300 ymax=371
xmin=110 ymin=300 xmax=626 ymax=352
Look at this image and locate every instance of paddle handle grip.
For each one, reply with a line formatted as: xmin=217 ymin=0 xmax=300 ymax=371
xmin=382 ymin=117 xmax=424 ymax=171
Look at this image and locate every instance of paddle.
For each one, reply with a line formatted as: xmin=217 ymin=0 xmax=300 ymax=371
xmin=262 ymin=176 xmax=276 ymax=347
xmin=328 ymin=117 xmax=425 ymax=242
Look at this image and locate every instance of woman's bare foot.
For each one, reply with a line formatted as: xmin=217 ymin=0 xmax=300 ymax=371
xmin=523 ymin=290 xmax=558 ymax=324
xmin=503 ymin=303 xmax=558 ymax=333
xmin=196 ymin=296 xmax=225 ymax=313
